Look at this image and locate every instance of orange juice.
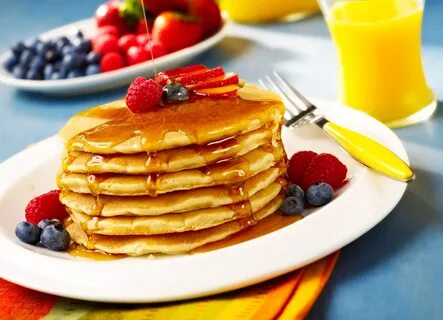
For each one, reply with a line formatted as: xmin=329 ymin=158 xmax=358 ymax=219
xmin=326 ymin=0 xmax=434 ymax=125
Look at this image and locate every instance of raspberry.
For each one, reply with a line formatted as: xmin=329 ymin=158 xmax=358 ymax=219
xmin=25 ymin=190 xmax=67 ymax=224
xmin=301 ymin=153 xmax=347 ymax=191
xmin=287 ymin=151 xmax=318 ymax=184
xmin=125 ymin=77 xmax=163 ymax=113
xmin=118 ymin=34 xmax=138 ymax=52
xmin=93 ymin=34 xmax=119 ymax=55
xmin=126 ymin=46 xmax=149 ymax=65
xmin=100 ymin=52 xmax=126 ymax=72
xmin=144 ymin=41 xmax=168 ymax=58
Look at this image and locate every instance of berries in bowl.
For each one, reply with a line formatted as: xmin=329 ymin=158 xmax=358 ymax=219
xmin=1 ymin=0 xmax=224 ymax=86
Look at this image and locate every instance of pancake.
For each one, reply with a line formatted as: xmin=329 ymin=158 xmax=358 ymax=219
xmin=63 ymin=127 xmax=276 ymax=175
xmin=63 ymin=96 xmax=285 ymax=154
xmin=66 ymin=194 xmax=284 ymax=256
xmin=58 ymin=146 xmax=285 ymax=196
xmin=68 ymin=182 xmax=283 ymax=236
xmin=60 ymin=166 xmax=284 ymax=217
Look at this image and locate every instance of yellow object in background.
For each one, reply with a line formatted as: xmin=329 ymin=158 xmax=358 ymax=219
xmin=220 ymin=0 xmax=319 ymax=23
xmin=324 ymin=0 xmax=435 ymax=126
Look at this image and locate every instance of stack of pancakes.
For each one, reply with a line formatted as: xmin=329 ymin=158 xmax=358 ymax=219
xmin=58 ymin=87 xmax=287 ymax=256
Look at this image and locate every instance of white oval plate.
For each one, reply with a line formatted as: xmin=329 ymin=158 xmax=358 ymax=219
xmin=0 ymin=101 xmax=408 ymax=303
xmin=0 ymin=18 xmax=227 ymax=95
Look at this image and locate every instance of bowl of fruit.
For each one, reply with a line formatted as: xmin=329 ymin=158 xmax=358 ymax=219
xmin=0 ymin=0 xmax=226 ymax=95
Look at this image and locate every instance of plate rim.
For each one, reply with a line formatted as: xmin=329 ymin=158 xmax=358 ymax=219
xmin=0 ymin=102 xmax=408 ymax=303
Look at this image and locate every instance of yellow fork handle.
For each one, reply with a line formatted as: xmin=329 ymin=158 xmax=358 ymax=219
xmin=322 ymin=121 xmax=414 ymax=182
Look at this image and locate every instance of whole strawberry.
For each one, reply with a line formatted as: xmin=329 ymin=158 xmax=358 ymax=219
xmin=126 ymin=77 xmax=163 ymax=113
xmin=301 ymin=153 xmax=347 ymax=191
xmin=25 ymin=190 xmax=68 ymax=224
xmin=188 ymin=0 xmax=222 ymax=37
xmin=152 ymin=12 xmax=203 ymax=53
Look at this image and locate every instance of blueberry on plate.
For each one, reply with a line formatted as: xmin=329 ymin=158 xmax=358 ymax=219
xmin=85 ymin=64 xmax=101 ymax=76
xmin=67 ymin=69 xmax=84 ymax=78
xmin=40 ymin=224 xmax=70 ymax=251
xmin=26 ymin=69 xmax=42 ymax=80
xmin=11 ymin=41 xmax=26 ymax=57
xmin=3 ymin=54 xmax=18 ymax=72
xmin=35 ymin=41 xmax=49 ymax=56
xmin=306 ymin=182 xmax=334 ymax=206
xmin=19 ymin=49 xmax=33 ymax=67
xmin=29 ymin=56 xmax=46 ymax=71
xmin=281 ymin=196 xmax=304 ymax=215
xmin=50 ymin=72 xmax=63 ymax=80
xmin=62 ymin=45 xmax=74 ymax=56
xmin=12 ymin=65 xmax=26 ymax=78
xmin=286 ymin=184 xmax=304 ymax=200
xmin=38 ymin=219 xmax=63 ymax=229
xmin=163 ymin=83 xmax=189 ymax=103
xmin=86 ymin=51 xmax=101 ymax=65
xmin=44 ymin=48 xmax=59 ymax=63
xmin=43 ymin=64 xmax=54 ymax=79
xmin=73 ymin=39 xmax=91 ymax=54
xmin=75 ymin=30 xmax=84 ymax=38
xmin=15 ymin=221 xmax=41 ymax=245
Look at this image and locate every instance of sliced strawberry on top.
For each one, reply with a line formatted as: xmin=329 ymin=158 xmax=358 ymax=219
xmin=193 ymin=84 xmax=239 ymax=98
xmin=175 ymin=67 xmax=225 ymax=85
xmin=187 ymin=73 xmax=239 ymax=90
xmin=162 ymin=64 xmax=208 ymax=78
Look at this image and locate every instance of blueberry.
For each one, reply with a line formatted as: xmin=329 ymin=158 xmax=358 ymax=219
xmin=62 ymin=45 xmax=74 ymax=56
xmin=29 ymin=56 xmax=46 ymax=71
xmin=286 ymin=184 xmax=304 ymax=200
xmin=62 ymin=53 xmax=85 ymax=70
xmin=57 ymin=36 xmax=70 ymax=47
xmin=25 ymin=38 xmax=42 ymax=54
xmin=281 ymin=196 xmax=304 ymax=215
xmin=75 ymin=30 xmax=84 ymax=38
xmin=163 ymin=83 xmax=189 ymax=103
xmin=306 ymin=182 xmax=334 ymax=206
xmin=44 ymin=49 xmax=59 ymax=63
xmin=19 ymin=49 xmax=33 ymax=67
xmin=86 ymin=51 xmax=101 ymax=65
xmin=40 ymin=224 xmax=70 ymax=251
xmin=73 ymin=39 xmax=91 ymax=54
xmin=3 ymin=54 xmax=18 ymax=71
xmin=15 ymin=221 xmax=41 ymax=245
xmin=50 ymin=71 xmax=63 ymax=80
xmin=85 ymin=64 xmax=101 ymax=76
xmin=38 ymin=219 xmax=63 ymax=229
xmin=12 ymin=65 xmax=26 ymax=78
xmin=26 ymin=69 xmax=42 ymax=80
xmin=35 ymin=41 xmax=49 ymax=56
xmin=43 ymin=64 xmax=55 ymax=79
xmin=11 ymin=41 xmax=26 ymax=57
xmin=67 ymin=69 xmax=84 ymax=78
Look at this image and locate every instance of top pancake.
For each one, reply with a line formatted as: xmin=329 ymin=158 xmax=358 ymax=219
xmin=61 ymin=95 xmax=285 ymax=154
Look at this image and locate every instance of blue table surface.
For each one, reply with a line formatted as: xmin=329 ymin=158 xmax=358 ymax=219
xmin=1 ymin=1 xmax=442 ymax=319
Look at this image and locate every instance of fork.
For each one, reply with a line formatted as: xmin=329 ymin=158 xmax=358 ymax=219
xmin=260 ymin=71 xmax=414 ymax=182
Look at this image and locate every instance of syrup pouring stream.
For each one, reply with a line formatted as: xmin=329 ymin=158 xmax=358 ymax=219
xmin=140 ymin=0 xmax=157 ymax=75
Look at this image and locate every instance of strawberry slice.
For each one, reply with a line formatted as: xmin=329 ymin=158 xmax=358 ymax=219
xmin=175 ymin=67 xmax=225 ymax=85
xmin=163 ymin=64 xmax=207 ymax=78
xmin=188 ymin=73 xmax=239 ymax=90
xmin=193 ymin=84 xmax=239 ymax=98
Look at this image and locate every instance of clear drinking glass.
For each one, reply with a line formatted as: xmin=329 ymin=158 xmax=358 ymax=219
xmin=318 ymin=0 xmax=436 ymax=128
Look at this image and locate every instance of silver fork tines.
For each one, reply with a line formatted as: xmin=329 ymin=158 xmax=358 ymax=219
xmin=259 ymin=72 xmax=321 ymax=128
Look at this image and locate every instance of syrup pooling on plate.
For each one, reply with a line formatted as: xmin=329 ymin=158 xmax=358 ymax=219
xmin=66 ymin=97 xmax=285 ymax=154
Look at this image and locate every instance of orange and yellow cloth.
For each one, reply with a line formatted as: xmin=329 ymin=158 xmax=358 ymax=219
xmin=0 ymin=252 xmax=338 ymax=320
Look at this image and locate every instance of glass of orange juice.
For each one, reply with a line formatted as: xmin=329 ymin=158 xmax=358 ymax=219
xmin=319 ymin=0 xmax=436 ymax=127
